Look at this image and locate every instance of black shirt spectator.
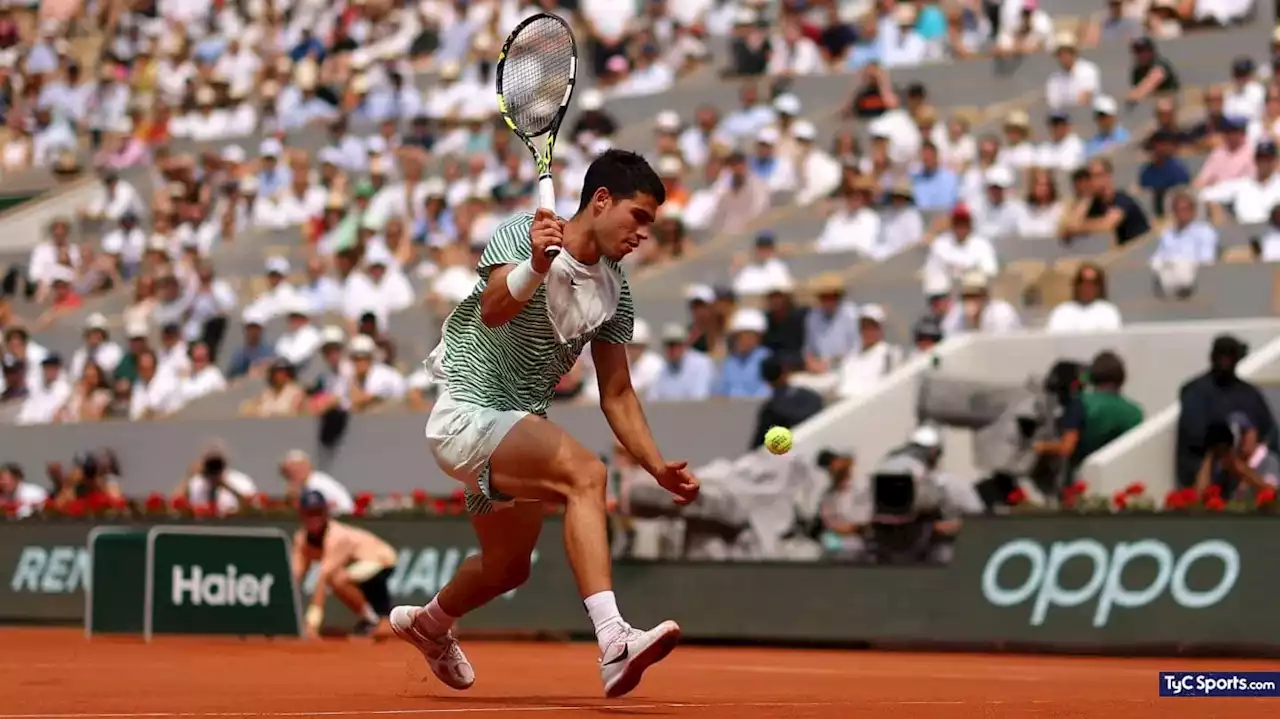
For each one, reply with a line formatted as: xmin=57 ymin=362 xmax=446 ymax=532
xmin=763 ymin=290 xmax=807 ymax=369
xmin=1 ymin=357 xmax=26 ymax=402
xmin=751 ymin=357 xmax=824 ymax=449
xmin=1176 ymin=335 xmax=1279 ymax=487
xmin=1086 ymin=189 xmax=1150 ymax=244
xmin=1128 ymin=37 xmax=1180 ymax=103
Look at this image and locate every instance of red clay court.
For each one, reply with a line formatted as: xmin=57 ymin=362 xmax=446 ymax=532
xmin=2 ymin=627 xmax=1277 ymax=718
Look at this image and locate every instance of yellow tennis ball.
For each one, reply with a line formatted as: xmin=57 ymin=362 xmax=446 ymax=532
xmin=764 ymin=426 xmax=792 ymax=455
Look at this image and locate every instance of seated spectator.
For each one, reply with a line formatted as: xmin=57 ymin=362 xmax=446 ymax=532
xmin=792 ymin=121 xmax=843 ymax=206
xmin=1138 ymin=130 xmax=1192 ymax=216
xmin=1195 ymin=116 xmax=1257 ymax=204
xmin=924 ymin=205 xmax=999 ymax=282
xmin=16 ymin=354 xmax=71 ymax=425
xmin=1126 ymin=36 xmax=1180 ymax=106
xmin=733 ymin=232 xmax=794 ymax=296
xmin=751 ymin=356 xmax=824 ymax=449
xmin=227 ymin=309 xmax=275 ymax=380
xmin=708 ymin=150 xmax=771 ymax=235
xmin=910 ymin=316 xmax=945 ymax=357
xmin=836 ymin=304 xmax=904 ymax=399
xmin=714 ymin=309 xmax=771 ymax=399
xmin=815 ymin=450 xmax=863 ymax=559
xmin=243 ymin=359 xmax=305 ymax=418
xmin=1084 ymin=96 xmax=1131 ymax=157
xmin=1195 ymin=412 xmax=1280 ymax=502
xmin=346 ymin=334 xmax=406 ymax=412
xmin=997 ymin=111 xmax=1038 ymax=170
xmin=1062 ymin=158 xmax=1151 ymax=245
xmin=972 ymin=166 xmax=1027 ymax=240
xmin=1086 ymin=0 xmax=1144 ymax=44
xmin=959 ymin=135 xmax=1003 ymax=209
xmin=129 ymin=350 xmax=181 ymax=420
xmin=275 ymin=298 xmax=322 ymax=368
xmin=0 ymin=463 xmax=47 ymax=518
xmin=1067 ymin=351 xmax=1144 ymax=475
xmin=942 ymin=271 xmax=1022 ymax=335
xmin=123 ymin=273 xmax=159 ymax=330
xmin=1046 ymin=263 xmax=1124 ymax=333
xmin=1150 ymin=191 xmax=1218 ymax=298
xmin=245 ymin=257 xmax=302 ymax=321
xmin=156 ymin=323 xmax=191 ymax=379
xmin=71 ymin=313 xmax=123 ymax=380
xmin=994 ymin=0 xmax=1055 ymax=58
xmin=101 ymin=212 xmax=147 ymax=278
xmin=1037 ymin=111 xmax=1086 ymax=172
xmin=762 ymin=280 xmax=808 ymax=367
xmin=279 ymin=449 xmax=354 ymax=514
xmin=80 ymin=168 xmax=143 ymax=222
xmin=648 ymin=323 xmax=716 ymax=402
xmin=176 ymin=447 xmax=258 ymax=515
xmin=0 ymin=356 xmax=27 ymax=404
xmin=363 ymin=245 xmax=415 ymax=319
xmin=815 ymin=179 xmax=880 ymax=254
xmin=750 ymin=127 xmax=797 ymax=194
xmin=27 ymin=218 xmax=80 ymax=300
xmin=174 ymin=342 xmax=227 ymax=408
xmin=1223 ymin=140 xmax=1280 ymax=224
xmin=1018 ymin=169 xmax=1066 ymax=239
xmin=884 ymin=3 xmax=937 ymax=68
xmin=1254 ymin=206 xmax=1280 ymax=260
xmin=1143 ymin=97 xmax=1196 ymax=151
xmin=804 ymin=275 xmax=861 ymax=376
xmin=583 ymin=319 xmax=664 ymax=402
xmin=58 ymin=361 xmax=112 ymax=423
xmin=1187 ymin=85 xmax=1233 ymax=150
xmin=1177 ymin=334 xmax=1278 ymax=487
xmin=1044 ymin=32 xmax=1100 ymax=109
xmin=910 ymin=141 xmax=960 ymax=213
xmin=48 ymin=451 xmax=124 ymax=510
xmin=1225 ymin=56 xmax=1266 ymax=122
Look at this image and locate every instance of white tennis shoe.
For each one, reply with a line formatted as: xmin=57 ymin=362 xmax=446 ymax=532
xmin=599 ymin=620 xmax=682 ymax=698
xmin=389 ymin=605 xmax=476 ymax=690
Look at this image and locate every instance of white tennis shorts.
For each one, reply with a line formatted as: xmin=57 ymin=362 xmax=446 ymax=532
xmin=424 ymin=388 xmax=529 ymax=514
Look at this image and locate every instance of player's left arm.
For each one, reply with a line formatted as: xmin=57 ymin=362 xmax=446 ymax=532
xmin=593 ymin=295 xmax=699 ymax=505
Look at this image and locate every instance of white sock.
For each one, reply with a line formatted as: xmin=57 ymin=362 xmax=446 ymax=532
xmin=584 ymin=591 xmax=627 ymax=653
xmin=360 ymin=604 xmax=380 ymax=625
xmin=414 ymin=596 xmax=457 ymax=637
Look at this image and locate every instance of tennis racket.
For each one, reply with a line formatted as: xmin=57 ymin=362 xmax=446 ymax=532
xmin=495 ymin=12 xmax=578 ymax=258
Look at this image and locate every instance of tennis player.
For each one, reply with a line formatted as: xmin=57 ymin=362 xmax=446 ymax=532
xmin=292 ymin=489 xmax=398 ymax=639
xmin=391 ymin=150 xmax=699 ymax=698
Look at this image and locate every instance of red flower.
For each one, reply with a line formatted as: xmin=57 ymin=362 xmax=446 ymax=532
xmin=1006 ymin=488 xmax=1027 ymax=505
xmin=1256 ymin=487 xmax=1277 ymax=507
xmin=1205 ymin=496 xmax=1226 ymax=511
xmin=192 ymin=503 xmax=215 ymax=518
xmin=1204 ymin=484 xmax=1223 ymax=500
xmin=87 ymin=493 xmax=110 ymax=512
xmin=1065 ymin=481 xmax=1088 ymax=496
xmin=144 ymin=493 xmax=167 ymax=513
xmin=451 ymin=488 xmax=465 ymax=501
xmin=1178 ymin=487 xmax=1199 ymax=505
xmin=172 ymin=496 xmax=191 ymax=512
xmin=1164 ymin=490 xmax=1186 ymax=510
xmin=0 ymin=500 xmax=18 ymax=517
xmin=354 ymin=492 xmax=374 ymax=511
xmin=64 ymin=499 xmax=87 ymax=517
xmin=1125 ymin=481 xmax=1146 ymax=496
xmin=352 ymin=504 xmax=367 ymax=517
xmin=1113 ymin=491 xmax=1129 ymax=510
xmin=412 ymin=489 xmax=429 ymax=506
xmin=432 ymin=499 xmax=447 ymax=514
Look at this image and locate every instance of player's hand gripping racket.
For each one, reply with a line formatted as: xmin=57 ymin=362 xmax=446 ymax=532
xmin=496 ymin=12 xmax=578 ymax=259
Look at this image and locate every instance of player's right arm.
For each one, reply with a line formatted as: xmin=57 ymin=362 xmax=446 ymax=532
xmin=480 ymin=208 xmax=563 ymax=328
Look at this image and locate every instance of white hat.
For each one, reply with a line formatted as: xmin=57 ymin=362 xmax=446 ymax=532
xmin=766 ymin=275 xmax=795 ymax=294
xmin=348 ymin=334 xmax=377 ymax=356
xmin=320 ymin=326 xmax=346 ymax=346
xmin=241 ymin=307 xmax=269 ymax=325
xmin=683 ymin=283 xmax=715 ymax=304
xmin=1153 ymin=259 xmax=1199 ymax=297
xmin=48 ymin=265 xmax=76 ymax=283
xmin=630 ymin=318 xmax=652 ymax=345
xmin=655 ymin=110 xmax=681 ymax=132
xmin=147 ymin=235 xmax=169 ymax=253
xmin=366 ymin=136 xmax=388 ymax=155
xmin=1093 ymin=95 xmax=1118 ymax=116
xmin=773 ymin=94 xmax=801 ymax=116
xmin=960 ymin=270 xmax=991 ymax=293
xmin=657 ymin=155 xmax=684 ymax=177
xmin=85 ymin=313 xmax=109 ymax=331
xmin=265 ymin=256 xmax=290 ymax=275
xmin=984 ymin=166 xmax=1014 ymax=189
xmin=125 ymin=318 xmax=150 ymax=339
xmin=259 ymin=138 xmax=283 ymax=157
xmin=220 ymin=145 xmax=246 ymax=163
xmin=728 ymin=308 xmax=767 ymax=334
xmin=580 ymin=89 xmax=605 ymax=111
xmin=734 ymin=7 xmax=758 ymax=24
xmin=439 ymin=61 xmax=462 ymax=80
xmin=590 ymin=138 xmax=613 ymax=157
xmin=318 ymin=147 xmax=343 ymax=166
xmin=756 ymin=127 xmax=780 ymax=145
xmin=239 ymin=175 xmax=259 ymax=193
xmin=661 ymin=322 xmax=687 ymax=343
xmin=858 ymin=303 xmax=887 ymax=324
xmin=422 ymin=177 xmax=447 ymax=198
xmin=284 ymin=296 xmax=312 ymax=317
xmin=922 ymin=270 xmax=952 ymax=297
xmin=365 ymin=244 xmax=393 ymax=267
xmin=910 ymin=425 xmax=941 ymax=448
xmin=792 ymin=120 xmax=817 ymax=141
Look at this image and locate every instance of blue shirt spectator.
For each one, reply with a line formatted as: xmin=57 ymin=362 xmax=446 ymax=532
xmin=1138 ymin=132 xmax=1191 ymax=215
xmin=715 ymin=346 xmax=771 ymax=398
xmin=1085 ymin=98 xmax=1132 ymax=157
xmin=648 ymin=330 xmax=717 ymax=402
xmin=227 ymin=338 xmax=274 ymax=380
xmin=912 ymin=165 xmax=960 ymax=212
xmin=916 ymin=4 xmax=949 ymax=40
xmin=804 ymin=295 xmax=861 ymax=367
xmin=1151 ymin=196 xmax=1218 ymax=264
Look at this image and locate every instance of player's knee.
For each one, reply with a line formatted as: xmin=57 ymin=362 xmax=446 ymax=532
xmin=556 ymin=453 xmax=607 ymax=502
xmin=484 ymin=557 xmax=532 ymax=593
xmin=327 ymin=568 xmax=352 ymax=588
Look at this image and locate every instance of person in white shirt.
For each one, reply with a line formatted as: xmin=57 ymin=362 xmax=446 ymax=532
xmin=130 ymin=349 xmax=182 ymax=420
xmin=973 ymin=166 xmax=1029 ymax=240
xmin=941 ymin=271 xmax=1023 ymax=335
xmin=174 ymin=341 xmax=227 ymax=409
xmin=816 ymin=178 xmax=881 ymax=255
xmin=1150 ymin=191 xmax=1219 ymax=298
xmin=81 ymin=169 xmax=142 ymax=222
xmin=1045 ymin=263 xmax=1124 ymax=333
xmin=1045 ymin=32 xmax=1100 ymax=109
xmin=70 ymin=313 xmax=123 ymax=380
xmin=1229 ymin=140 xmax=1280 ymax=224
xmin=877 ymin=181 xmax=927 ymax=259
xmin=750 ymin=127 xmax=797 ymax=194
xmin=733 ymin=232 xmax=795 ymax=296
xmin=925 ymin=205 xmax=1000 ymax=282
xmin=883 ymin=3 xmax=934 ymax=68
xmin=0 ymin=464 xmax=48 ymax=519
xmin=178 ymin=449 xmax=258 ymax=515
xmin=345 ymin=334 xmax=406 ymax=411
xmin=363 ymin=246 xmax=415 ymax=320
xmin=280 ymin=449 xmax=355 ymax=515
xmin=1037 ymin=111 xmax=1086 ymax=172
xmin=1224 ymin=57 xmax=1266 ymax=122
xmin=1018 ymin=169 xmax=1067 ymax=239
xmin=27 ymin=218 xmax=81 ymax=290
xmin=998 ymin=111 xmax=1038 ymax=169
xmin=16 ymin=355 xmax=72 ymax=426
xmin=156 ymin=323 xmax=192 ymax=379
xmin=836 ymin=304 xmax=904 ymax=399
xmin=246 ymin=256 xmax=303 ymax=321
xmin=299 ymin=256 xmax=344 ymax=316
xmin=647 ymin=324 xmax=717 ymax=402
xmin=995 ymin=0 xmax=1056 ymax=57
xmin=182 ymin=86 xmax=231 ymax=142
xmin=582 ymin=319 xmax=666 ymax=403
xmin=275 ymin=298 xmax=323 ymax=368
xmin=768 ymin=19 xmax=824 ymax=76
xmin=100 ymin=211 xmax=147 ymax=276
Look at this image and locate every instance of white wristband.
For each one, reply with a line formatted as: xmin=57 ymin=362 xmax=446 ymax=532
xmin=506 ymin=258 xmax=547 ymax=302
xmin=305 ymin=604 xmax=323 ymax=631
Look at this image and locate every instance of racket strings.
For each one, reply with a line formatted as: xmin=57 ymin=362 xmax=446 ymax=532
xmin=502 ymin=17 xmax=574 ymax=137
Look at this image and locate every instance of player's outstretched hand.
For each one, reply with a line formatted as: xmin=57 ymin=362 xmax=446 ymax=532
xmin=530 ymin=207 xmax=564 ymax=273
xmin=654 ymin=460 xmax=700 ymax=505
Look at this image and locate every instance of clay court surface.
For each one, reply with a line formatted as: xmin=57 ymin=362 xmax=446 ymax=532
xmin=2 ymin=628 xmax=1278 ymax=718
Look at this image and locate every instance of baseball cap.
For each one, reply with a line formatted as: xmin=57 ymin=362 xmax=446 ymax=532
xmin=660 ymin=323 xmax=686 ymax=344
xmin=910 ymin=425 xmax=942 ymax=448
xmin=773 ymin=93 xmax=801 ymax=116
xmin=985 ymin=166 xmax=1014 ymax=189
xmin=684 ymin=283 xmax=715 ymax=305
xmin=1093 ymin=95 xmax=1119 ymax=116
xmin=655 ymin=110 xmax=680 ymax=132
xmin=913 ymin=316 xmax=944 ymax=341
xmin=728 ymin=308 xmax=767 ymax=334
xmin=265 ymin=256 xmax=290 ymax=275
xmin=858 ymin=303 xmax=887 ymax=324
xmin=1257 ymin=141 xmax=1278 ymax=158
xmin=792 ymin=120 xmax=817 ymax=141
xmin=299 ymin=490 xmax=328 ymax=512
xmin=348 ymin=334 xmax=377 ymax=356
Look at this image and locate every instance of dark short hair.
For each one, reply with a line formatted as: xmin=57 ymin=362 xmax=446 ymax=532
xmin=761 ymin=356 xmax=786 ymax=383
xmin=1090 ymin=350 xmax=1127 ymax=388
xmin=578 ymin=149 xmax=666 ymax=214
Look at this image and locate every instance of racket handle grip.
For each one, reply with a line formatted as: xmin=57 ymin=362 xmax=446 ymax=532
xmin=537 ymin=175 xmax=559 ymax=258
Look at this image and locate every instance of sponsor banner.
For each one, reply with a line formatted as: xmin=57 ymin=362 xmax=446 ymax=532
xmin=3 ymin=517 xmax=1279 ymax=652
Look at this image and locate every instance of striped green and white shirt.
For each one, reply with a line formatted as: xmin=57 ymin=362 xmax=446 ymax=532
xmin=437 ymin=213 xmax=635 ymax=415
